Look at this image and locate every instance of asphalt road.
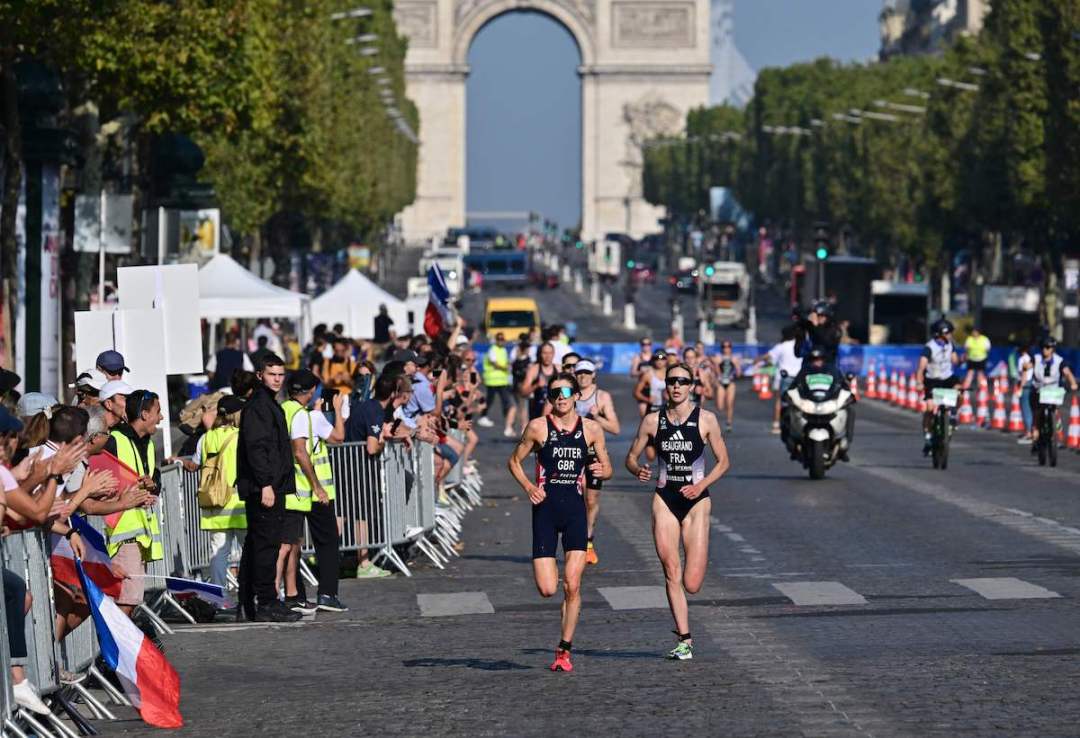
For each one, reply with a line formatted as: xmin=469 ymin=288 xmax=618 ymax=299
xmin=110 ymin=368 xmax=1080 ymax=737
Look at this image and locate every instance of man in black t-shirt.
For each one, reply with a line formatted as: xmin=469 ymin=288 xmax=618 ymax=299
xmin=373 ymin=304 xmax=395 ymax=348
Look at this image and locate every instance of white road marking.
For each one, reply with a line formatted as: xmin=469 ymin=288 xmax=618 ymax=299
xmin=725 ymin=532 xmax=746 ymax=542
xmin=951 ymin=577 xmax=1062 ymax=600
xmin=739 ymin=546 xmax=761 ymax=554
xmin=773 ymin=581 xmax=868 ymax=606
xmin=597 ymin=585 xmax=668 ymax=610
xmin=417 ymin=592 xmax=495 ymax=617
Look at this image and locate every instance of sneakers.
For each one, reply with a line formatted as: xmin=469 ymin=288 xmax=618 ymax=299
xmin=726 ymin=422 xmax=733 ymax=433
xmin=1017 ymin=436 xmax=1033 ymax=445
xmin=284 ymin=596 xmax=318 ymax=615
xmin=922 ymin=433 xmax=932 ymax=457
xmin=355 ymin=562 xmax=392 ymax=579
xmin=550 ymin=649 xmax=573 ymax=672
xmin=253 ymin=601 xmax=302 ymax=622
xmin=317 ymin=595 xmax=349 ymax=612
xmin=477 ymin=416 xmax=494 ymax=428
xmin=13 ymin=679 xmax=50 ymax=715
xmin=667 ymin=641 xmax=694 ymax=660
xmin=770 ymin=422 xmax=781 ymax=435
xmin=585 ymin=541 xmax=598 ymax=565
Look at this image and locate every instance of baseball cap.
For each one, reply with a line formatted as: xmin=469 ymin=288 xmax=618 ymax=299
xmin=574 ymin=360 xmax=596 ymax=374
xmin=70 ymin=368 xmax=108 ymax=392
xmin=96 ymin=350 xmax=130 ymax=374
xmin=455 ymin=334 xmax=470 ymax=347
xmin=16 ymin=392 xmax=59 ymax=418
xmin=0 ymin=368 xmax=20 ymax=394
xmin=217 ymin=395 xmax=245 ymax=415
xmin=288 ymin=369 xmax=319 ymax=394
xmin=99 ymin=380 xmax=134 ymax=402
xmin=0 ymin=406 xmax=23 ymax=434
xmin=393 ymin=349 xmax=420 ymax=365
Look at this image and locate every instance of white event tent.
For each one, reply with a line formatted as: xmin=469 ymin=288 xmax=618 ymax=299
xmin=311 ymin=269 xmax=415 ymax=339
xmin=198 ymin=253 xmax=312 ymax=343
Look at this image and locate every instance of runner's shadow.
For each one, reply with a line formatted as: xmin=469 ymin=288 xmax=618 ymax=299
xmin=520 ymin=647 xmax=655 ymax=660
xmin=403 ymin=657 xmax=532 ymax=671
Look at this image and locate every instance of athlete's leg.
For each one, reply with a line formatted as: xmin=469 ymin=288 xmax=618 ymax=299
xmin=585 ymin=487 xmax=601 ymax=539
xmin=715 ymin=383 xmax=727 ymax=416
xmin=652 ymin=495 xmax=689 ymax=636
xmin=725 ymin=384 xmax=736 ymax=427
xmin=533 ymin=557 xmax=559 ymax=597
xmin=680 ymin=498 xmax=712 ymax=596
xmin=560 ymin=551 xmax=587 ymax=643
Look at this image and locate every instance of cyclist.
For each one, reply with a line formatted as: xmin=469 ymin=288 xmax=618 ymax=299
xmin=507 ymin=373 xmax=612 ymax=672
xmin=573 ymin=360 xmax=620 ymax=566
xmin=915 ymin=319 xmax=962 ymax=456
xmin=1029 ymin=337 xmax=1078 ymax=450
xmin=715 ymin=340 xmax=741 ymax=432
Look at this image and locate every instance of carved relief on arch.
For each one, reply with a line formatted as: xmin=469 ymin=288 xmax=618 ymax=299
xmin=621 ymin=93 xmax=682 ymax=196
xmin=395 ymin=1 xmax=439 ymax=47
xmin=454 ymin=0 xmax=596 ymax=33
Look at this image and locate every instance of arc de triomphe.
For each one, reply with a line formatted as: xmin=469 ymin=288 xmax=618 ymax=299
xmin=394 ymin=0 xmax=710 ymax=242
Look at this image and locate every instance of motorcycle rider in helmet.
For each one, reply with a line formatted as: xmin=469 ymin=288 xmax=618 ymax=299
xmin=794 ymin=300 xmax=843 ymax=364
xmin=915 ymin=319 xmax=962 ymax=456
xmin=786 ymin=345 xmax=855 ymax=462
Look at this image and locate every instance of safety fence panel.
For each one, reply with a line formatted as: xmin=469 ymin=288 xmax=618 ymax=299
xmin=158 ymin=464 xmax=193 ymax=581
xmin=177 ymin=465 xmax=215 ymax=576
xmin=1 ymin=531 xmax=62 ymax=698
xmin=444 ymin=430 xmax=465 ymax=489
xmin=414 ymin=442 xmax=437 ymax=533
xmin=324 ymin=442 xmax=395 ymax=553
xmin=380 ymin=443 xmax=412 ymax=547
xmin=0 ymin=543 xmax=15 ymax=730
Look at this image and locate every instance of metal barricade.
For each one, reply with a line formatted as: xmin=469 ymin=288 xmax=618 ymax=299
xmin=0 ymin=542 xmax=16 ymax=735
xmin=414 ymin=443 xmax=437 ymax=534
xmin=1 ymin=531 xmax=62 ymax=699
xmin=444 ymin=430 xmax=466 ymax=488
xmin=177 ymin=466 xmax=215 ymax=577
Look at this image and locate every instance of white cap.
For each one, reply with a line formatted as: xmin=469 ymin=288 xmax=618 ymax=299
xmin=455 ymin=334 xmax=470 ymax=346
xmin=574 ymin=360 xmax=596 ymax=374
xmin=70 ymin=368 xmax=108 ymax=391
xmin=99 ymin=380 xmax=134 ymax=402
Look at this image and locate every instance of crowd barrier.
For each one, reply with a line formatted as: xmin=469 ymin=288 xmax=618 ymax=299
xmin=0 ymin=432 xmax=483 ymax=736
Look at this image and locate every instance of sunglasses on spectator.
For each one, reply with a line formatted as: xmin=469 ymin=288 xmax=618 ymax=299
xmin=138 ymin=391 xmax=158 ymax=415
xmin=547 ymin=386 xmax=574 ymax=400
xmin=665 ymin=377 xmax=693 ymax=387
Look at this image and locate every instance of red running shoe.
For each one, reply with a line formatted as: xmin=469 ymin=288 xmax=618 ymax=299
xmin=550 ymin=649 xmax=573 ymax=672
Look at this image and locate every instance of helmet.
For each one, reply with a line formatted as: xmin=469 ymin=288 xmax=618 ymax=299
xmin=1041 ymin=336 xmax=1057 ymax=350
xmin=807 ymin=347 xmax=828 ymax=364
xmin=811 ymin=301 xmax=834 ymax=319
xmin=931 ymin=319 xmax=953 ymax=338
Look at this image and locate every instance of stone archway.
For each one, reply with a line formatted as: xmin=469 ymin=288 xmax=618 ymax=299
xmin=395 ymin=0 xmax=709 ymax=242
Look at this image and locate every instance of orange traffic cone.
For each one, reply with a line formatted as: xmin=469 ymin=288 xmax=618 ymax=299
xmin=888 ymin=371 xmax=898 ymax=404
xmin=850 ymin=375 xmax=860 ymax=401
xmin=1007 ymin=387 xmax=1025 ymax=433
xmin=1067 ymin=396 xmax=1080 ymax=450
xmin=975 ymin=378 xmax=989 ymax=428
xmin=752 ymin=371 xmax=762 ymax=395
xmin=957 ymin=390 xmax=974 ymax=425
xmin=865 ymin=362 xmax=877 ymax=399
xmin=907 ymin=374 xmax=919 ymax=411
xmin=759 ymin=374 xmax=773 ymax=400
xmin=991 ymin=378 xmax=1007 ymax=430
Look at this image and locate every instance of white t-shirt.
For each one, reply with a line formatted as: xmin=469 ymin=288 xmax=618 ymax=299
xmin=552 ymin=342 xmax=571 ymax=365
xmin=0 ymin=465 xmax=17 ymax=492
xmin=289 ymin=408 xmax=334 ymax=445
xmin=767 ymin=339 xmax=802 ymax=379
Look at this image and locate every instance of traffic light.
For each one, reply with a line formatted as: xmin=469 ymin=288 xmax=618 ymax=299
xmin=626 ymin=259 xmax=636 ymax=268
xmin=815 ymin=246 xmax=828 ymax=260
xmin=575 ymin=240 xmax=584 ymax=249
xmin=704 ymin=265 xmax=715 ymax=277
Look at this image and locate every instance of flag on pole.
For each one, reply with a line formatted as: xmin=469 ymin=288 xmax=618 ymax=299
xmin=423 ymin=264 xmax=454 ymax=338
xmin=165 ymin=577 xmax=230 ymax=609
xmin=76 ymin=559 xmax=184 ymax=728
xmin=51 ymin=515 xmax=123 ymax=598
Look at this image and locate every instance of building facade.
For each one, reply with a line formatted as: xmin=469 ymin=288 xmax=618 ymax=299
xmin=879 ymin=0 xmax=988 ymax=59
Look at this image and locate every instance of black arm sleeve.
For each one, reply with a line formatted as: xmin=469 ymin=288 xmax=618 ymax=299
xmin=240 ymin=403 xmax=277 ymax=489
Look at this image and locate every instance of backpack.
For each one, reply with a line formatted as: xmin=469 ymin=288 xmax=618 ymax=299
xmin=198 ymin=433 xmax=237 ymax=508
xmin=512 ymin=355 xmax=531 ymax=386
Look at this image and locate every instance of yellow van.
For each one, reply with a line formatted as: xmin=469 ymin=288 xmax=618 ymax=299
xmin=484 ymin=297 xmax=540 ymax=341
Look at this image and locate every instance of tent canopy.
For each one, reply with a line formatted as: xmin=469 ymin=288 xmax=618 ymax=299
xmin=198 ymin=254 xmax=307 ymax=321
xmin=311 ymin=269 xmax=417 ymax=339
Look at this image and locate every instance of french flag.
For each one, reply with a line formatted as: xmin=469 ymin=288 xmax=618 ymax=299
xmin=51 ymin=515 xmax=123 ymax=599
xmin=423 ymin=264 xmax=454 ymax=338
xmin=166 ymin=577 xmax=230 ymax=609
xmin=76 ymin=559 xmax=184 ymax=728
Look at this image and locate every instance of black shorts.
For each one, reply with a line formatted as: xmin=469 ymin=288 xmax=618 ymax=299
xmin=281 ymin=510 xmax=306 ymax=543
xmin=584 ymin=469 xmax=603 ymax=491
xmin=655 ymin=486 xmax=710 ymax=523
xmin=532 ymin=487 xmax=587 ymax=558
xmin=967 ymin=359 xmax=987 ymax=373
xmin=923 ymin=375 xmax=960 ymax=401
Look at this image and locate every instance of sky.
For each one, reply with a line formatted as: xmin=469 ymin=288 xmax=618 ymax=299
xmin=466 ymin=0 xmax=882 ymax=230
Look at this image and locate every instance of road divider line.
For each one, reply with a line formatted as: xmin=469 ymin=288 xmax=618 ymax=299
xmin=597 ymin=585 xmax=669 ymax=610
xmin=772 ymin=581 xmax=869 ymax=607
xmin=951 ymin=577 xmax=1062 ymax=600
xmin=417 ymin=592 xmax=495 ymax=617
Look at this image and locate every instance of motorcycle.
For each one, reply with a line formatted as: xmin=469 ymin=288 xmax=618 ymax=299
xmin=782 ymin=371 xmax=855 ymax=480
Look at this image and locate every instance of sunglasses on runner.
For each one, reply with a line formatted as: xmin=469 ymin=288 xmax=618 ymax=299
xmin=665 ymin=376 xmax=693 ymax=387
xmin=547 ymin=386 xmax=574 ymax=400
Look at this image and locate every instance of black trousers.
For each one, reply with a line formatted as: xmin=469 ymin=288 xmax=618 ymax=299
xmin=238 ymin=493 xmax=285 ymax=615
xmin=3 ymin=568 xmax=27 ymax=660
xmin=299 ymin=499 xmax=340 ymax=599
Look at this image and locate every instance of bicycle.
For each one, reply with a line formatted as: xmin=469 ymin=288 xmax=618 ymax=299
xmin=929 ymin=387 xmax=959 ymax=470
xmin=1034 ymin=385 xmax=1065 ymax=467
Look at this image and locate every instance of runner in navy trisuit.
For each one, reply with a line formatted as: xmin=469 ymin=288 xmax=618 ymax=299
xmin=625 ymin=362 xmax=730 ymax=660
xmin=508 ymin=372 xmax=612 ymax=672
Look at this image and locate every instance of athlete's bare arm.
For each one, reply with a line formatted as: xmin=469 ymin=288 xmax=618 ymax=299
xmin=633 ymin=370 xmax=652 ymax=404
xmin=522 ymin=363 xmax=540 ymax=396
xmin=698 ymin=368 xmax=715 ymax=400
xmin=593 ymin=390 xmax=621 ymax=435
xmin=625 ymin=413 xmax=658 ymax=481
xmin=915 ymin=355 xmax=928 ymax=386
xmin=507 ymin=419 xmax=546 ymax=504
xmin=680 ymin=409 xmax=730 ymax=499
xmin=583 ymin=419 xmax=613 ymax=480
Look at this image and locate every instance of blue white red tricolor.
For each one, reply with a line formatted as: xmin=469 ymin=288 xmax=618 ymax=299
xmin=51 ymin=515 xmax=123 ymax=598
xmin=424 ymin=264 xmax=454 ymax=338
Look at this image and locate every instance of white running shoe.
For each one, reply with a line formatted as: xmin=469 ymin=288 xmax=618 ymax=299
xmin=13 ymin=679 xmax=50 ymax=715
xmin=477 ymin=417 xmax=494 ymax=428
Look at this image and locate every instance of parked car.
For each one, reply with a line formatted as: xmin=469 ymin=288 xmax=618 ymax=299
xmin=529 ymin=270 xmax=560 ymax=290
xmin=670 ymin=268 xmax=699 ymax=294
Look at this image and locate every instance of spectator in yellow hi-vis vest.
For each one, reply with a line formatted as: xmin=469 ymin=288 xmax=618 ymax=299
xmin=103 ymin=389 xmax=163 ymax=617
xmin=198 ymin=394 xmax=247 ymax=591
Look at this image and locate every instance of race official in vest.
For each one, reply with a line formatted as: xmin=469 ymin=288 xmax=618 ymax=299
xmin=479 ymin=334 xmax=516 ymax=436
xmin=102 ymin=388 xmax=164 ymax=616
xmin=280 ymin=370 xmax=348 ymax=613
xmin=235 ymin=353 xmax=301 ymax=622
xmin=197 ymin=395 xmax=247 ymax=591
